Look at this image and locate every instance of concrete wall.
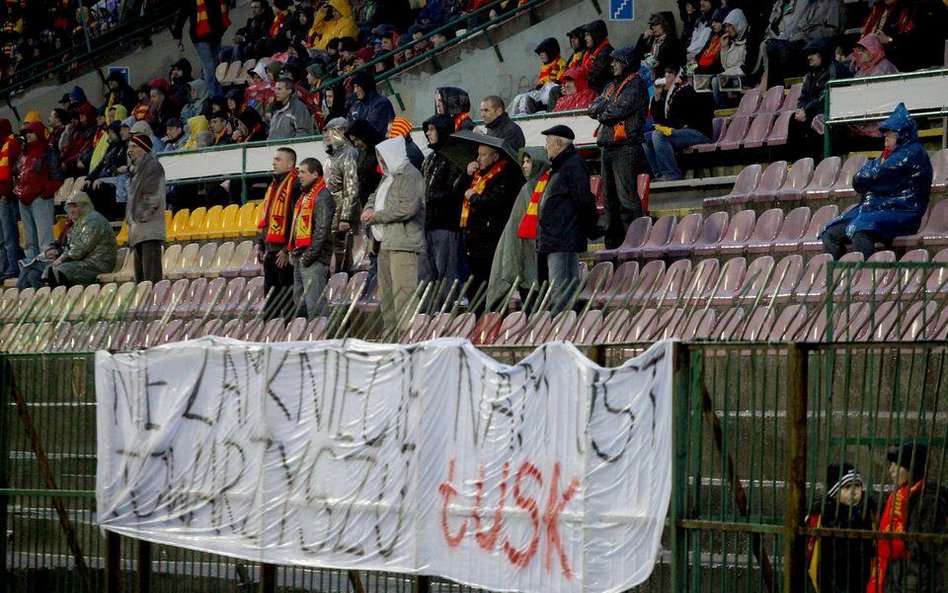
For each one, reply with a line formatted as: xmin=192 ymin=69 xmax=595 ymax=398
xmin=386 ymin=0 xmax=677 ymax=124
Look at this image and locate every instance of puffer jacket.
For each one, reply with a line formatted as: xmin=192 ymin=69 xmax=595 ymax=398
xmin=421 ymin=114 xmax=464 ymax=231
xmin=365 ymin=137 xmax=425 ymax=253
xmin=307 ymin=0 xmax=359 ymax=50
xmin=537 ymin=144 xmax=598 ymax=254
xmin=587 ymin=65 xmax=649 ymax=147
xmin=822 ymin=103 xmax=932 ymax=243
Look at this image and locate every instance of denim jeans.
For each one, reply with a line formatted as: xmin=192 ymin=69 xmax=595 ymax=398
xmin=293 ymin=260 xmax=329 ymax=319
xmin=539 ymin=251 xmax=579 ymax=314
xmin=419 ymin=229 xmax=459 ymax=306
xmin=19 ymin=197 xmax=55 ymax=260
xmin=194 ymin=41 xmax=224 ymax=98
xmin=0 ymin=199 xmax=23 ymax=277
xmin=642 ymin=128 xmax=709 ymax=180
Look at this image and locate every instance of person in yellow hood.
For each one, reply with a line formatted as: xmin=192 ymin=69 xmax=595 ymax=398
xmin=307 ymin=0 xmax=358 ymax=50
xmin=105 ymin=103 xmax=128 ymax=125
xmin=183 ymin=115 xmax=209 ymax=150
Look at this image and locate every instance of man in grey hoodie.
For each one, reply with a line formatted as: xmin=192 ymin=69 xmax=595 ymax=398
xmin=360 ymin=137 xmax=425 ymax=335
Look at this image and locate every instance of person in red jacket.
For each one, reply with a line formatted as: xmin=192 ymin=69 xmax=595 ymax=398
xmin=60 ymin=102 xmax=97 ymax=177
xmin=14 ymin=121 xmax=62 ymax=260
xmin=0 ymin=118 xmax=23 ymax=278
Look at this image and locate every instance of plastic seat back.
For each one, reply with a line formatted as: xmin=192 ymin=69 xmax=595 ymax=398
xmin=766 ymin=111 xmax=793 ymax=146
xmin=741 ymin=112 xmax=776 ymax=149
xmin=759 ymin=85 xmax=785 ymax=113
xmin=831 ymin=155 xmax=869 ymax=198
xmin=735 ymin=88 xmax=761 ymax=116
xmin=682 ymin=211 xmax=729 ymax=257
xmin=749 ymin=161 xmax=788 ymax=202
xmin=776 ymin=157 xmax=815 ymax=200
xmin=726 ymin=164 xmax=763 ymax=200
xmin=803 ymin=156 xmax=841 ymax=199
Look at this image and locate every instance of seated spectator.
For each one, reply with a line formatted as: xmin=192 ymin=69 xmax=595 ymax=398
xmin=222 ymin=0 xmax=274 ymax=63
xmin=692 ymin=6 xmax=728 ymax=75
xmin=712 ymin=8 xmax=751 ymax=106
xmin=509 ymin=37 xmax=566 ymax=115
xmin=269 ymin=77 xmax=315 ymax=139
xmin=208 ymin=112 xmax=233 ymax=146
xmin=267 ymin=0 xmax=295 ymax=54
xmin=435 ymin=86 xmax=475 ymax=131
xmin=131 ymin=84 xmax=151 ymax=121
xmin=233 ymin=108 xmax=268 ymax=142
xmin=861 ymin=0 xmax=948 ymax=72
xmin=226 ymin=89 xmax=245 ymax=117
xmin=88 ymin=122 xmax=132 ymax=219
xmin=678 ymin=0 xmax=701 ymax=53
xmin=130 ymin=120 xmax=165 ymax=154
xmin=388 ymin=117 xmax=424 ymax=170
xmin=161 ymin=118 xmax=188 ymax=152
xmin=183 ymin=115 xmax=210 ymax=150
xmin=764 ymin=0 xmax=845 ymax=89
xmin=636 ymin=12 xmax=684 ymax=78
xmin=147 ymin=77 xmax=183 ymax=139
xmin=60 ymin=103 xmax=97 ymax=176
xmin=581 ymin=19 xmax=614 ymax=94
xmin=684 ymin=0 xmax=714 ymax=63
xmin=643 ymin=65 xmax=712 ymax=181
xmin=102 ymin=70 xmax=137 ymax=112
xmin=792 ymin=38 xmax=851 ymax=145
xmin=821 ymin=103 xmax=931 ymax=260
xmin=169 ymin=58 xmax=194 ymax=107
xmin=308 ymin=0 xmax=359 ymax=50
xmin=564 ymin=25 xmax=586 ymax=69
xmin=553 ymin=64 xmax=597 ymax=112
xmin=105 ymin=104 xmax=128 ymax=126
xmin=847 ymin=34 xmax=898 ymax=139
xmin=40 ymin=192 xmax=116 ymax=287
xmin=180 ymin=80 xmax=211 ymax=121
xmin=346 ymin=70 xmax=395 ymax=137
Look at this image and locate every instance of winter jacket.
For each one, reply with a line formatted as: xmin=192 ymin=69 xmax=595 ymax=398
xmin=822 ymin=104 xmax=932 ymax=243
xmin=588 ymin=68 xmax=649 ymax=147
xmin=484 ymin=112 xmax=525 ymax=151
xmin=798 ymin=38 xmax=852 ymax=120
xmin=861 ymin=0 xmax=948 ymax=72
xmin=436 ymin=87 xmax=476 ymax=131
xmin=172 ymin=0 xmax=230 ymax=44
xmin=0 ymin=119 xmax=21 ymax=198
xmin=292 ymin=182 xmax=336 ymax=267
xmin=685 ymin=10 xmax=714 ymax=62
xmin=14 ymin=138 xmax=61 ymax=206
xmin=805 ymin=497 xmax=876 ymax=593
xmin=421 ymin=114 xmax=464 ymax=231
xmin=720 ymin=9 xmax=750 ymax=75
xmin=235 ymin=5 xmax=274 ymax=48
xmin=880 ymin=480 xmax=948 ymax=593
xmin=650 ymin=77 xmax=713 ymax=137
xmin=307 ymin=0 xmax=359 ymax=50
xmin=852 ymin=33 xmax=898 ymax=78
xmin=635 ymin=31 xmax=684 ymax=78
xmin=347 ymin=71 xmax=396 ymax=137
xmin=537 ymin=144 xmax=597 ymax=254
xmin=797 ymin=0 xmax=845 ymax=41
xmin=365 ymin=138 xmax=425 ymax=253
xmin=455 ymin=158 xmax=523 ymax=256
xmin=583 ymin=20 xmax=614 ymax=94
xmin=554 ymin=64 xmax=597 ymax=112
xmin=325 ymin=139 xmax=360 ymax=229
xmin=103 ymin=80 xmax=137 ymax=113
xmin=88 ymin=138 xmax=128 ymax=181
xmin=126 ymin=152 xmax=167 ymax=245
xmin=57 ymin=194 xmax=117 ymax=284
xmin=169 ymin=58 xmax=194 ymax=108
xmin=346 ymin=118 xmax=384 ymax=209
xmin=268 ymin=94 xmax=315 ymax=140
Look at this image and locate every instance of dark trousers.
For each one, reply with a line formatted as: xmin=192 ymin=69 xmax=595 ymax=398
xmin=601 ymin=144 xmax=644 ymax=249
xmin=822 ymin=223 xmax=878 ymax=260
xmin=263 ymin=250 xmax=295 ymax=320
xmin=332 ymin=230 xmax=353 ymax=273
xmin=134 ymin=241 xmax=163 ymax=283
xmin=465 ymin=253 xmax=494 ymax=305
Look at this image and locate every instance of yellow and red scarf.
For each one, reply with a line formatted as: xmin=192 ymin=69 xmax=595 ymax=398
xmin=517 ymin=169 xmax=550 ymax=239
xmin=195 ymin=0 xmax=230 ymax=39
xmin=581 ymin=39 xmax=610 ymax=71
xmin=454 ymin=112 xmax=472 ymax=132
xmin=258 ymin=169 xmax=298 ymax=244
xmin=291 ymin=178 xmax=326 ymax=249
xmin=132 ymin=102 xmax=149 ymax=121
xmin=566 ymin=50 xmax=585 ymax=70
xmin=0 ymin=137 xmax=13 ymax=183
xmin=460 ymin=160 xmax=507 ymax=228
xmin=269 ymin=9 xmax=288 ymax=39
xmin=866 ymin=479 xmax=925 ymax=593
xmin=537 ymin=57 xmax=566 ymax=86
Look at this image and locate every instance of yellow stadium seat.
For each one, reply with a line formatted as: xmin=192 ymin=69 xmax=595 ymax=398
xmin=241 ymin=201 xmax=263 ymax=238
xmin=53 ymin=216 xmax=69 ymax=241
xmin=215 ymin=204 xmax=240 ymax=239
xmin=192 ymin=205 xmax=222 ymax=241
xmin=185 ymin=207 xmax=207 ymax=243
xmin=170 ymin=209 xmax=190 ymax=242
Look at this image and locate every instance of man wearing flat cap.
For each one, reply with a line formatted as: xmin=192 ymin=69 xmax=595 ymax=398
xmin=126 ymin=133 xmax=167 ymax=282
xmin=516 ymin=124 xmax=597 ymax=311
xmin=866 ymin=441 xmax=948 ymax=593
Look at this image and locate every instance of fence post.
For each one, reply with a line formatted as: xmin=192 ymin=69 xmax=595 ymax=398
xmin=783 ymin=343 xmax=809 ymax=593
xmin=106 ymin=531 xmax=121 ymax=593
xmin=414 ymin=575 xmax=432 ymax=593
xmin=259 ymin=563 xmax=276 ymax=593
xmin=137 ymin=540 xmax=151 ymax=593
xmin=669 ymin=342 xmax=690 ymax=593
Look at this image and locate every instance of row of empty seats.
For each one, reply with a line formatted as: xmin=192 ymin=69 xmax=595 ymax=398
xmin=686 ymin=85 xmax=802 ymax=154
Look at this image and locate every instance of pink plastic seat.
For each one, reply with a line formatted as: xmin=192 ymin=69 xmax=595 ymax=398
xmin=446 ymin=312 xmax=476 ymax=338
xmin=196 ymin=277 xmax=227 ymax=317
xmin=243 ymin=276 xmax=266 ymax=317
xmin=733 ymin=255 xmax=775 ymax=304
xmin=516 ymin=311 xmax=552 ymax=346
xmin=714 ymin=209 xmax=758 ymax=255
xmin=779 ymin=84 xmax=802 ymax=113
xmin=625 ymin=308 xmax=659 ymax=342
xmin=653 ymin=308 xmax=687 ymax=340
xmin=402 ymin=314 xmax=432 ymax=344
xmin=213 ymin=277 xmax=247 ymax=317
xmin=833 ymin=303 xmax=873 ymax=341
xmin=709 ymin=257 xmax=747 ymax=305
xmin=737 ymin=307 xmax=776 ymax=341
xmin=684 ymin=258 xmax=721 ymax=302
xmin=735 ymin=87 xmax=762 ymax=116
xmin=570 ymin=310 xmax=603 ymax=343
xmin=747 ymin=160 xmax=789 ymax=204
xmin=696 ymin=115 xmax=751 ymax=152
xmin=547 ymin=310 xmax=578 ymax=341
xmin=471 ymin=312 xmax=503 ymax=345
xmin=673 ymin=211 xmax=728 ymax=258
xmin=800 ymin=252 xmax=862 ymax=303
xmin=641 ymin=213 xmax=702 ymax=259
xmin=687 ymin=117 xmax=728 ymax=154
xmin=738 ymin=208 xmax=784 ymax=254
xmin=712 ymin=308 xmax=746 ymax=340
xmin=618 ymin=215 xmax=676 ymax=261
xmin=576 ymin=261 xmax=613 ymax=302
xmin=174 ymin=277 xmax=207 ymax=319
xmin=799 ymin=204 xmax=841 ymax=252
xmin=756 ymin=254 xmax=804 ymax=303
xmin=830 ymin=155 xmax=869 ymax=199
xmin=765 ymin=111 xmax=793 ymax=146
xmin=775 ymin=158 xmax=815 ymax=201
xmin=758 ymin=85 xmax=785 ymax=114
xmin=704 ymin=164 xmax=762 ymax=207
xmin=595 ymin=216 xmax=652 ymax=262
xmin=596 ymin=309 xmax=632 ymax=343
xmin=740 ymin=112 xmax=776 ymax=149
xmin=900 ymin=301 xmax=940 ymax=340
xmin=493 ymin=311 xmax=527 ymax=345
xmin=930 ymin=149 xmax=948 ymax=193
xmin=651 ymin=259 xmax=693 ymax=305
xmin=768 ymin=304 xmax=808 ymax=341
xmin=801 ymin=156 xmax=841 ymax=201
xmin=918 ymin=200 xmax=948 ymax=247
xmin=683 ymin=309 xmax=717 ymax=340
xmin=924 ymin=248 xmax=948 ymax=296
xmin=628 ymin=260 xmax=667 ymax=306
xmin=262 ymin=318 xmax=287 ymax=342
xmin=849 ymin=250 xmax=898 ymax=300
xmin=143 ymin=280 xmax=171 ymax=319
xmin=596 ymin=261 xmax=639 ymax=308
xmin=750 ymin=207 xmax=810 ymax=254
xmin=425 ymin=313 xmax=452 ymax=339
xmin=198 ymin=319 xmax=224 ymax=338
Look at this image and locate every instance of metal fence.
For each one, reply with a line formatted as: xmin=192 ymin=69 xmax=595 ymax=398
xmin=2 ymin=341 xmax=947 ymax=592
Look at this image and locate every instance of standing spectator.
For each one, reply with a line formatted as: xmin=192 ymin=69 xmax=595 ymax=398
xmin=388 ymin=117 xmax=424 ymax=171
xmin=533 ymin=125 xmax=597 ymax=310
xmin=269 ymin=77 xmax=316 ymax=139
xmin=322 ymin=118 xmax=360 ymax=271
xmin=821 ymin=103 xmax=931 ymax=260
xmin=805 ymin=463 xmax=876 ymax=593
xmin=553 ymin=64 xmax=598 ymax=112
xmin=420 ymin=114 xmax=464 ymax=304
xmin=102 ymin=70 xmax=137 ymax=112
xmin=346 ymin=118 xmax=384 ymax=214
xmin=172 ymin=0 xmax=231 ymax=99
xmin=125 ymin=134 xmax=166 ymax=283
xmin=509 ymin=38 xmax=566 ymax=115
xmin=257 ymin=147 xmax=302 ymax=319
xmin=867 ymin=441 xmax=948 ymax=593
xmin=564 ymin=25 xmax=587 ymax=70
xmin=456 ymin=139 xmax=522 ymax=296
xmin=480 ymin=96 xmax=525 ymax=150
xmin=42 ymin=192 xmax=117 ymax=287
xmin=643 ymin=65 xmax=713 ymax=181
xmin=581 ymin=19 xmax=614 ymax=94
xmin=290 ymin=157 xmax=335 ymax=319
xmin=435 ymin=86 xmax=475 ymax=132
xmin=360 ymin=137 xmax=425 ymax=334
xmin=347 ymin=70 xmax=396 ymax=137
xmin=0 ymin=117 xmax=22 ymax=278
xmin=14 ymin=121 xmax=61 ymax=261
xmin=636 ymin=12 xmax=684 ymax=78
xmin=587 ymin=46 xmax=649 ymax=248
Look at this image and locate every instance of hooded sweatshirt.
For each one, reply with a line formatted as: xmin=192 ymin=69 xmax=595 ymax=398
xmin=582 ymin=19 xmax=614 ymax=93
xmin=852 ymin=32 xmax=898 ymax=78
xmin=534 ymin=38 xmax=565 ymax=86
xmin=183 ymin=115 xmax=209 ymax=150
xmin=346 ymin=70 xmax=395 ymax=137
xmin=436 ymin=87 xmax=475 ymax=131
xmin=554 ymin=64 xmax=597 ymax=112
xmin=798 ymin=37 xmax=852 ymax=119
xmin=366 ymin=137 xmax=424 ymax=251
xmin=15 ymin=124 xmax=62 ymax=205
xmin=180 ymin=80 xmax=211 ymax=120
xmin=421 ymin=113 xmax=465 ymax=231
xmin=720 ymin=9 xmax=749 ymax=75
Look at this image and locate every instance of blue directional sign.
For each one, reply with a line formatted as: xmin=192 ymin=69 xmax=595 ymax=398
xmin=610 ymin=0 xmax=634 ymax=21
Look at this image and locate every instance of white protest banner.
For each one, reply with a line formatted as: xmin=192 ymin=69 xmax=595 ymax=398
xmin=96 ymin=338 xmax=673 ymax=593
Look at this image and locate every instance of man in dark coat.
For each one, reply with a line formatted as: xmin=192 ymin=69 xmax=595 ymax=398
xmin=480 ymin=95 xmax=525 ymax=150
xmin=172 ymin=0 xmax=231 ymax=98
xmin=435 ymin=87 xmax=476 ymax=132
xmin=587 ymin=45 xmax=649 ymax=248
xmin=290 ymin=157 xmax=335 ymax=319
xmin=126 ymin=134 xmax=166 ymax=283
xmin=535 ymin=125 xmax=598 ymax=310
xmin=821 ymin=103 xmax=931 ymax=259
xmin=102 ymin=71 xmax=137 ymax=112
xmin=347 ymin=70 xmax=396 ymax=138
xmin=224 ymin=0 xmax=274 ymax=62
xmin=792 ymin=37 xmax=851 ymax=141
xmin=581 ymin=19 xmax=615 ymax=93
xmin=345 ymin=118 xmax=384 ymax=213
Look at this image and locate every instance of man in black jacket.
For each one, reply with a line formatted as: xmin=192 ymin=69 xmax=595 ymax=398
xmin=537 ymin=125 xmax=598 ymax=310
xmin=587 ymin=45 xmax=649 ymax=248
xmin=792 ymin=38 xmax=851 ymax=155
xmin=643 ymin=65 xmax=713 ymax=181
xmin=221 ymin=0 xmax=274 ymax=63
xmin=172 ymin=0 xmax=231 ymax=99
xmin=480 ymin=96 xmax=525 ymax=150
xmin=290 ymin=158 xmax=336 ymax=319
